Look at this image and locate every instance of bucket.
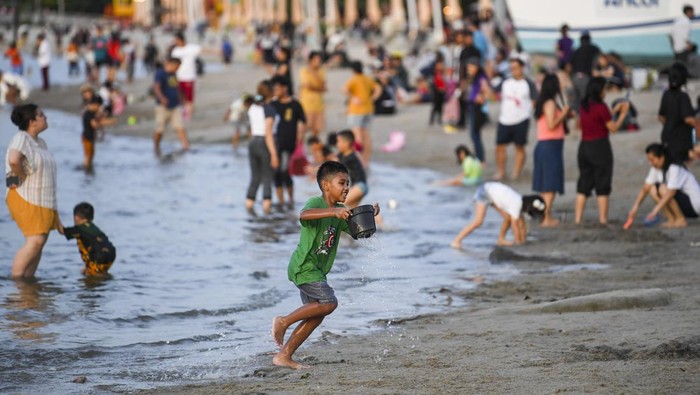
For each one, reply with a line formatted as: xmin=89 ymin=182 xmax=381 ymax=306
xmin=347 ymin=205 xmax=376 ymax=240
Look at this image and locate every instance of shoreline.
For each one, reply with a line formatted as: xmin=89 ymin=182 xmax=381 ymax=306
xmin=31 ymin=50 xmax=700 ymax=393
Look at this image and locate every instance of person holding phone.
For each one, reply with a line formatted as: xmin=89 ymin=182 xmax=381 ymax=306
xmin=5 ymin=104 xmax=63 ymax=279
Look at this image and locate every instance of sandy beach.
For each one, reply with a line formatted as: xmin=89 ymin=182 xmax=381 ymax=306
xmin=30 ymin=43 xmax=700 ymax=394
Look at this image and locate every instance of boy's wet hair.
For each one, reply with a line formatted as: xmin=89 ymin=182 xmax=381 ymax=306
xmin=74 ymin=202 xmax=95 ymax=221
xmin=521 ymin=195 xmax=546 ymax=220
xmin=454 ymin=144 xmax=472 ymax=164
xmin=316 ymin=161 xmax=349 ymax=189
xmin=336 ymin=129 xmax=355 ymax=145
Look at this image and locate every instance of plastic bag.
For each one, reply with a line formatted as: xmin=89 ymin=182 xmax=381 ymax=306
xmin=289 ymin=142 xmax=308 ymax=176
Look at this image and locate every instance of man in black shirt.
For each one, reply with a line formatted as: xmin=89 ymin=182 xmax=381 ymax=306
xmin=569 ymin=31 xmax=601 ymax=111
xmin=271 ymin=76 xmax=306 ymax=209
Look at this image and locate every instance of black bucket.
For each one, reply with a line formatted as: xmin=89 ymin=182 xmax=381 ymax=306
xmin=347 ymin=205 xmax=376 ymax=240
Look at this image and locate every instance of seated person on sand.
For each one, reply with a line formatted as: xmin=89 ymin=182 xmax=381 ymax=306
xmin=451 ymin=182 xmax=546 ymax=248
xmin=437 ymin=145 xmax=483 ymax=187
xmin=626 ymin=143 xmax=700 ymax=228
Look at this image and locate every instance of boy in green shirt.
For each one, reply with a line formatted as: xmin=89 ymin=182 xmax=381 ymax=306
xmin=272 ymin=161 xmax=379 ymax=369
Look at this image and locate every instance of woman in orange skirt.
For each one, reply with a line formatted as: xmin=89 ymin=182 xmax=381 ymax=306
xmin=5 ymin=104 xmax=63 ymax=279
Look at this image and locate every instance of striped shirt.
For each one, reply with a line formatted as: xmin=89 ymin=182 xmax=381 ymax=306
xmin=5 ymin=131 xmax=57 ymax=209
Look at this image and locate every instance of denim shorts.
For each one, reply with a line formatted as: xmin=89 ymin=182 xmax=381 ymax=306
xmin=298 ymin=281 xmax=337 ymax=304
xmin=347 ymin=114 xmax=372 ymax=129
xmin=474 ymin=185 xmax=490 ymax=204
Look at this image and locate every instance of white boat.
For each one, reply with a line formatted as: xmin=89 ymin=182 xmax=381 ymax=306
xmin=506 ymin=0 xmax=700 ymax=59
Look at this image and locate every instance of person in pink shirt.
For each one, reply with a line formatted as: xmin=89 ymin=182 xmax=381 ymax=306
xmin=532 ymin=74 xmax=571 ymax=227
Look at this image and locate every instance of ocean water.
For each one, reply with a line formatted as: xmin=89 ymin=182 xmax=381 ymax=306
xmin=0 ymin=109 xmax=518 ymax=392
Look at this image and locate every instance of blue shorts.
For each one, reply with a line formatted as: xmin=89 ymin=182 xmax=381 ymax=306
xmin=353 ymin=181 xmax=369 ymax=195
xmin=474 ymin=185 xmax=491 ymax=204
xmin=298 ymin=281 xmax=337 ymax=304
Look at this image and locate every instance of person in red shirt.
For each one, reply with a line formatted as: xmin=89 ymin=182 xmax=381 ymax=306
xmin=430 ymin=57 xmax=447 ymax=125
xmin=4 ymin=41 xmax=23 ymax=75
xmin=574 ymin=77 xmax=629 ymax=225
xmin=106 ymin=32 xmax=122 ymax=82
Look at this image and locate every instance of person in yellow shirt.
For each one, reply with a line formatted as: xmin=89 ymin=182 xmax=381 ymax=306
xmin=299 ymin=51 xmax=327 ymax=137
xmin=342 ymin=61 xmax=381 ymax=165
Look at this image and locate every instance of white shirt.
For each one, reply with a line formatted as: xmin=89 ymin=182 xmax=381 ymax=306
xmin=645 ymin=164 xmax=700 ymax=214
xmin=37 ymin=40 xmax=51 ymax=67
xmin=5 ymin=131 xmax=57 ymax=209
xmin=228 ymin=98 xmax=249 ymax=123
xmin=672 ymin=16 xmax=692 ymax=53
xmin=0 ymin=72 xmax=30 ymax=106
xmin=171 ymin=43 xmax=201 ymax=82
xmin=483 ymin=182 xmax=523 ymax=219
xmin=248 ymin=104 xmax=267 ymax=137
xmin=498 ymin=77 xmax=535 ymax=125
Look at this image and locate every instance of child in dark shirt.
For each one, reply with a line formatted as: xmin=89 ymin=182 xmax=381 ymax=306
xmin=61 ymin=202 xmax=116 ymax=277
xmin=82 ymin=96 xmax=115 ymax=172
xmin=335 ymin=130 xmax=367 ymax=208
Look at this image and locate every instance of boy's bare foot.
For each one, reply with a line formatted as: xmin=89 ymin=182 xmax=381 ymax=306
xmin=450 ymin=241 xmax=461 ymax=249
xmin=272 ymin=316 xmax=285 ymax=347
xmin=492 ymin=172 xmax=504 ymax=181
xmin=272 ymin=354 xmax=311 ymax=370
xmin=496 ymin=239 xmax=513 ymax=246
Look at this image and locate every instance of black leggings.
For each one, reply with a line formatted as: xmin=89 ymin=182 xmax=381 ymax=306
xmin=274 ymin=147 xmax=293 ymax=188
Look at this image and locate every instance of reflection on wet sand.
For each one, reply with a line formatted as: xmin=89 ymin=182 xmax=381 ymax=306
xmin=2 ymin=279 xmax=57 ymax=342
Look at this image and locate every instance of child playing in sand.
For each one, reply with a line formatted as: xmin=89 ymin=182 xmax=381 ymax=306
xmin=272 ymin=161 xmax=379 ymax=369
xmin=222 ymin=93 xmax=253 ymax=149
xmin=626 ymin=143 xmax=700 ymax=228
xmin=61 ymin=202 xmax=116 ymax=277
xmin=451 ymin=182 xmax=545 ymax=248
xmin=336 ymin=130 xmax=368 ymax=208
xmin=439 ymin=145 xmax=483 ymax=187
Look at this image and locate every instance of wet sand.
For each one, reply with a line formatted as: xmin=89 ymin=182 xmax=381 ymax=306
xmin=33 ymin=46 xmax=700 ymax=393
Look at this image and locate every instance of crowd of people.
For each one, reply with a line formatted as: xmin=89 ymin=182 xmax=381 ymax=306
xmin=3 ymin=6 xmax=700 ymax=373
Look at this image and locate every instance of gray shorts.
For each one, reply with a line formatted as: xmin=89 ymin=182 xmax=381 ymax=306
xmin=347 ymin=114 xmax=372 ymax=129
xmin=298 ymin=281 xmax=337 ymax=305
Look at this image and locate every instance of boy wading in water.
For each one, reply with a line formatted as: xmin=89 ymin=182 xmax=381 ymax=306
xmin=272 ymin=161 xmax=379 ymax=369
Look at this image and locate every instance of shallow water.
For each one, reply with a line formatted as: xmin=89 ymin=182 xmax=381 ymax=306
xmin=1 ymin=109 xmax=518 ymax=392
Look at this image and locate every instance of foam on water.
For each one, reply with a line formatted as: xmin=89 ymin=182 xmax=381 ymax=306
xmin=0 ymin=109 xmax=521 ymax=392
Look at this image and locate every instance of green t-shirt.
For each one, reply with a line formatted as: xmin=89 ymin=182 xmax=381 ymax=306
xmin=462 ymin=156 xmax=483 ymax=186
xmin=288 ymin=196 xmax=349 ymax=286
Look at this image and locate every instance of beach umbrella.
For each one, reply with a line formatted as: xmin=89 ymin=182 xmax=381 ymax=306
xmin=417 ymin=0 xmax=431 ymax=29
xmin=276 ymin=0 xmax=288 ymax=23
xmin=390 ymin=0 xmax=405 ymax=22
xmin=430 ymin=0 xmax=444 ymax=44
xmin=325 ymin=0 xmax=340 ymax=34
xmin=367 ymin=0 xmax=381 ymax=25
xmin=406 ymin=0 xmax=419 ymax=38
xmin=292 ymin=0 xmax=303 ymax=25
xmin=445 ymin=0 xmax=462 ymax=21
xmin=344 ymin=0 xmax=358 ymax=27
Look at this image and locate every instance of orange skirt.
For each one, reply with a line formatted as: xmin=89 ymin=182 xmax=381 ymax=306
xmin=6 ymin=188 xmax=58 ymax=236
